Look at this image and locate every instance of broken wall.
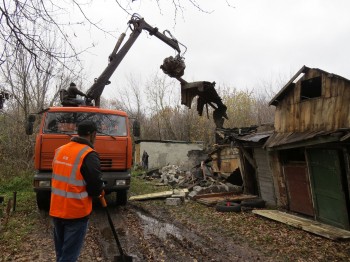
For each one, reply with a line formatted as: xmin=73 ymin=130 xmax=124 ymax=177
xmin=210 ymin=147 xmax=240 ymax=178
xmin=134 ymin=140 xmax=204 ymax=170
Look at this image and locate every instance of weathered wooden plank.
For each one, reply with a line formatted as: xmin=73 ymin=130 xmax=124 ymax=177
xmin=252 ymin=209 xmax=350 ymax=240
xmin=274 ymin=108 xmax=281 ymax=131
xmin=314 ymin=98 xmax=324 ymax=130
xmin=341 ymin=82 xmax=350 ymax=127
xmin=129 ymin=189 xmax=189 ymax=201
xmin=195 ymin=194 xmax=257 ymax=206
xmin=300 ymin=100 xmax=311 ymax=131
xmin=322 ymin=97 xmax=335 ymax=130
xmin=336 ymin=80 xmax=347 ymax=128
xmin=324 ymin=74 xmax=331 ymax=98
xmin=193 ymin=192 xmax=248 ymax=200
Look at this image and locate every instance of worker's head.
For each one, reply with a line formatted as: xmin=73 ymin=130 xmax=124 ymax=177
xmin=77 ymin=120 xmax=98 ymax=144
xmin=70 ymin=82 xmax=76 ymax=87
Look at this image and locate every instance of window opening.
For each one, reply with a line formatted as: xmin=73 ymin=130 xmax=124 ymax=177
xmin=300 ymin=76 xmax=322 ymax=101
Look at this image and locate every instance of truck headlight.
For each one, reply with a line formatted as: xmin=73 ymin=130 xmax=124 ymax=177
xmin=38 ymin=181 xmax=51 ymax=187
xmin=115 ymin=180 xmax=126 ymax=186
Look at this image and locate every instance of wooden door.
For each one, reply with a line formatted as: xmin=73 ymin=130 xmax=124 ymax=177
xmin=284 ymin=165 xmax=314 ymax=216
xmin=307 ymin=148 xmax=349 ymax=230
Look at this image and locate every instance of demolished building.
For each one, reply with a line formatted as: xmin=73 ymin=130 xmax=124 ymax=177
xmin=264 ymin=65 xmax=350 ymax=230
xmin=218 ymin=66 xmax=350 ymax=231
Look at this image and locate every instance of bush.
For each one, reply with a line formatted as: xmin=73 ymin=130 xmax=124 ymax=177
xmin=0 ymin=170 xmax=32 ymax=192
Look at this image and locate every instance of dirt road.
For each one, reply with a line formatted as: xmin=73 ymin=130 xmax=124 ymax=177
xmin=91 ymin=201 xmax=267 ymax=262
xmin=2 ymin=197 xmax=267 ymax=262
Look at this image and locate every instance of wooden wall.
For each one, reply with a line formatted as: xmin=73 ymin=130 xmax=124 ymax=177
xmin=269 ymin=151 xmax=288 ymax=208
xmin=274 ymin=69 xmax=350 ymax=132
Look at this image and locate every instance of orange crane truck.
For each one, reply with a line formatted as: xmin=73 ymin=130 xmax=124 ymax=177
xmin=25 ymin=14 xmax=183 ymax=210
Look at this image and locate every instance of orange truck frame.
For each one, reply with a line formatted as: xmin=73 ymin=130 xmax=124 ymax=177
xmin=26 ymin=106 xmax=138 ymax=210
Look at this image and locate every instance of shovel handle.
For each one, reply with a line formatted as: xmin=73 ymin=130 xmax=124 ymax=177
xmin=99 ymin=193 xmax=107 ymax=207
xmin=99 ymin=193 xmax=128 ymax=259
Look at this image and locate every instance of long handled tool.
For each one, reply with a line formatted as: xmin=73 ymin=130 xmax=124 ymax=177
xmin=99 ymin=194 xmax=133 ymax=262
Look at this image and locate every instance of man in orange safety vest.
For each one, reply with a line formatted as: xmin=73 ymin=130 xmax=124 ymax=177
xmin=49 ymin=120 xmax=104 ymax=262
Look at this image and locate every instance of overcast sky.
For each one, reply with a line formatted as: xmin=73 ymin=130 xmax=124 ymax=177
xmin=71 ymin=0 xmax=350 ymax=99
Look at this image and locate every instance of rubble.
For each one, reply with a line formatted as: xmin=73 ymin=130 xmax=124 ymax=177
xmin=159 ymin=165 xmax=185 ymax=185
xmin=134 ymin=160 xmax=248 ymax=205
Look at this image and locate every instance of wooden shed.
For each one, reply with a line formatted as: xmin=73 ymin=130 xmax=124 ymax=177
xmin=215 ymin=125 xmax=276 ymax=206
xmin=265 ymin=66 xmax=350 ymax=230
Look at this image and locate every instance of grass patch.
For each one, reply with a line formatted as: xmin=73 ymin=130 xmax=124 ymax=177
xmin=0 ymin=170 xmax=37 ymax=252
xmin=130 ymin=171 xmax=171 ymax=197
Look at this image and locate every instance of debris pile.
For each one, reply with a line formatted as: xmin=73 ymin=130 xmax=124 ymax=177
xmin=136 ymin=161 xmax=244 ymax=202
xmin=159 ymin=165 xmax=185 ymax=185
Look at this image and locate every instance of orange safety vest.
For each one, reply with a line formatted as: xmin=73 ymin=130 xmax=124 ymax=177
xmin=49 ymin=141 xmax=94 ymax=219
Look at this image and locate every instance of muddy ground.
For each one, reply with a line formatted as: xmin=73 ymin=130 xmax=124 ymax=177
xmin=91 ymin=202 xmax=267 ymax=262
xmin=1 ymin=199 xmax=266 ymax=262
xmin=2 ymin=192 xmax=350 ymax=262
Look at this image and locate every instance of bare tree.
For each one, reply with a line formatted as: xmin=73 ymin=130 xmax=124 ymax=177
xmin=0 ymin=39 xmax=80 ymax=178
xmin=115 ymin=74 xmax=145 ymax=119
xmin=252 ymin=74 xmax=290 ymax=125
xmin=1 ymin=41 xmax=79 ymax=116
xmin=145 ymin=73 xmax=179 ymax=140
xmin=0 ymin=0 xmax=227 ymax=73
xmin=0 ymin=0 xmax=84 ymax=72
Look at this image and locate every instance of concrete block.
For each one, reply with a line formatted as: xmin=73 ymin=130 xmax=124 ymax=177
xmin=193 ymin=186 xmax=203 ymax=192
xmin=165 ymin=197 xmax=182 ymax=206
xmin=188 ymin=191 xmax=198 ymax=199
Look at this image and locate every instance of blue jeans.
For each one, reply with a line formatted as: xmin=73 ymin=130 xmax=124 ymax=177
xmin=53 ymin=217 xmax=89 ymax=262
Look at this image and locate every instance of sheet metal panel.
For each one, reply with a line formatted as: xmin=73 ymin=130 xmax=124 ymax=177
xmin=254 ymin=148 xmax=276 ymax=206
xmin=236 ymin=131 xmax=273 ymax=143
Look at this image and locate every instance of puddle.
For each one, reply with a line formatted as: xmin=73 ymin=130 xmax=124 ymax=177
xmin=136 ymin=211 xmax=183 ymax=241
xmin=100 ymin=227 xmax=117 ymax=255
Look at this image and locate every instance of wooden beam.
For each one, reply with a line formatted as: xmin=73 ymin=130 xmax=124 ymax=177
xmin=129 ymin=189 xmax=189 ymax=201
xmin=195 ymin=193 xmax=257 ymax=206
xmin=253 ymin=209 xmax=350 ymax=240
xmin=235 ymin=140 xmax=257 ymax=169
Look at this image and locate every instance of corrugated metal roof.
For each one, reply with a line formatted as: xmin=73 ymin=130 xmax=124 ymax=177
xmin=264 ymin=130 xmax=348 ymax=148
xmin=236 ymin=131 xmax=273 ymax=143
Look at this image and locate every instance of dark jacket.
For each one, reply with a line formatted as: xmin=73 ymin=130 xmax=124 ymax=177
xmin=67 ymin=86 xmax=86 ymax=98
xmin=71 ymin=136 xmax=104 ymax=196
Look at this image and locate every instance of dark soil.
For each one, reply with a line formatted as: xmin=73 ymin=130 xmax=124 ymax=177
xmin=1 ymin=180 xmax=350 ymax=261
xmin=91 ymin=201 xmax=268 ymax=262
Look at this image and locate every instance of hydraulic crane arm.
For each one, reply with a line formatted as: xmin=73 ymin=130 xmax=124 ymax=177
xmin=161 ymin=60 xmax=228 ymax=129
xmin=86 ymin=14 xmax=182 ymax=106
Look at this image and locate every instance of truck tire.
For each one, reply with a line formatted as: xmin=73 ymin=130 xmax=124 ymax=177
xmin=116 ymin=190 xmax=127 ymax=206
xmin=36 ymin=191 xmax=51 ymax=211
xmin=241 ymin=198 xmax=266 ymax=208
xmin=215 ymin=201 xmax=241 ymax=212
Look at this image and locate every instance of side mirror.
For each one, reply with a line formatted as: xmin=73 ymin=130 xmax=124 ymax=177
xmin=132 ymin=120 xmax=140 ymax=137
xmin=25 ymin=114 xmax=36 ymax=135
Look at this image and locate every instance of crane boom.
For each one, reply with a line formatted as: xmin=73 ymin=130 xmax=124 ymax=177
xmin=86 ymin=14 xmax=181 ymax=106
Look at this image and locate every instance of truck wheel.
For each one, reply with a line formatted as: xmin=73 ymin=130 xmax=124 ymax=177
xmin=116 ymin=190 xmax=127 ymax=206
xmin=36 ymin=191 xmax=51 ymax=211
xmin=241 ymin=198 xmax=266 ymax=208
xmin=215 ymin=201 xmax=241 ymax=212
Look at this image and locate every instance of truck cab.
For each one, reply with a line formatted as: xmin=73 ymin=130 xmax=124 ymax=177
xmin=29 ymin=106 xmax=135 ymax=210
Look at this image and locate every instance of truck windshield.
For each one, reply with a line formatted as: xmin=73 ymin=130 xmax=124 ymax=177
xmin=43 ymin=112 xmax=127 ymax=136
